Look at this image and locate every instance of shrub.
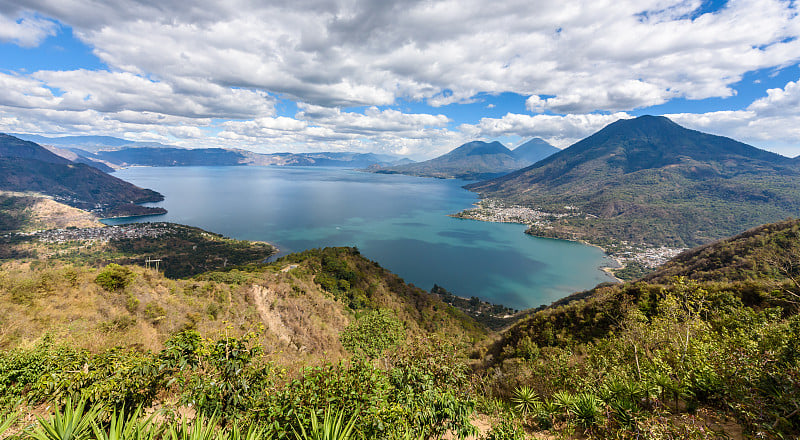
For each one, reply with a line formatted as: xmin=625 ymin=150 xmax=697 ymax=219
xmin=340 ymin=310 xmax=406 ymax=359
xmin=94 ymin=264 xmax=134 ymax=291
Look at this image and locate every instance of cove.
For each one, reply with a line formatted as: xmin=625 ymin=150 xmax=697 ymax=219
xmin=104 ymin=166 xmax=615 ymax=310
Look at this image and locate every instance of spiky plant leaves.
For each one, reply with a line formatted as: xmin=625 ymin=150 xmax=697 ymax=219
xmin=295 ymin=407 xmax=359 ymax=440
xmin=609 ymin=398 xmax=638 ymax=430
xmin=552 ymin=390 xmax=577 ymax=412
xmin=31 ymin=398 xmax=99 ymax=440
xmin=530 ymin=400 xmax=556 ymax=430
xmin=167 ymin=414 xmax=222 ymax=440
xmin=228 ymin=423 xmax=271 ymax=440
xmin=91 ymin=407 xmax=157 ymax=440
xmin=569 ymin=393 xmax=604 ymax=429
xmin=510 ymin=386 xmax=539 ymax=415
xmin=0 ymin=411 xmax=18 ymax=438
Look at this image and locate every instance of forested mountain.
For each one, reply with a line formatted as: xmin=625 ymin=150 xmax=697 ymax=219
xmin=373 ymin=140 xmax=530 ymax=180
xmin=466 ymin=115 xmax=800 ymax=247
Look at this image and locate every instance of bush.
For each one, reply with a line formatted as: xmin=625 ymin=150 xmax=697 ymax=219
xmin=340 ymin=310 xmax=405 ymax=359
xmin=94 ymin=264 xmax=134 ymax=291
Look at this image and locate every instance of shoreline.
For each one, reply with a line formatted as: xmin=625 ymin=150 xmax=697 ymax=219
xmin=99 ymin=211 xmax=167 ymax=222
xmin=452 ymin=205 xmax=626 ymax=283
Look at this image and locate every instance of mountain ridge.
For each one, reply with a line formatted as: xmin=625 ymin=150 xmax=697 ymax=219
xmin=465 ymin=115 xmax=800 ymax=247
xmin=0 ymin=134 xmax=166 ymax=218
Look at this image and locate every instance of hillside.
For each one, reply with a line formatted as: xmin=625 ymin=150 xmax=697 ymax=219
xmin=374 ymin=140 xmax=530 ymax=180
xmin=0 ymin=241 xmax=484 ymax=356
xmin=465 ymin=115 xmax=800 ymax=247
xmin=0 ymin=191 xmax=102 ymax=236
xmin=642 ymin=218 xmax=800 ymax=284
xmin=511 ymin=137 xmax=559 ymax=164
xmin=0 ymin=134 xmax=166 ymax=218
xmin=482 ymin=218 xmax=800 ymax=438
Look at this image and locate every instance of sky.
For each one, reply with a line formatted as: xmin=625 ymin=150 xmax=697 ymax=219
xmin=1 ymin=0 xmax=800 ymax=159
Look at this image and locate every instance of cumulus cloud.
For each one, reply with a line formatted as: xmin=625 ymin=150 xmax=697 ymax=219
xmin=461 ymin=112 xmax=633 ymax=148
xmin=6 ymin=0 xmax=800 ymax=110
xmin=2 ymin=70 xmax=275 ymax=119
xmin=2 ymin=0 xmax=800 ymax=154
xmin=663 ymin=77 xmax=800 ymax=156
xmin=0 ymin=11 xmax=57 ymax=47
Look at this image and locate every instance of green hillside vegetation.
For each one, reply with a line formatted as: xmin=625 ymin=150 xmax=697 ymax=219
xmin=0 ymin=194 xmax=37 ymax=234
xmin=374 ymin=141 xmax=530 ymax=180
xmin=485 ymin=219 xmax=800 ymax=438
xmin=466 ymin=116 xmax=800 ymax=248
xmin=103 ymin=223 xmax=276 ymax=278
xmin=0 ymin=235 xmax=486 ymax=439
xmin=0 ymin=134 xmax=166 ymax=218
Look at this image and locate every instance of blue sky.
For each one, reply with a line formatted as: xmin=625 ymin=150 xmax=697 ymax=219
xmin=1 ymin=0 xmax=800 ymax=159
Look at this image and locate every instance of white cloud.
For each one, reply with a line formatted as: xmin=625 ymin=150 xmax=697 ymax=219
xmin=663 ymin=77 xmax=800 ymax=156
xmin=7 ymin=0 xmax=800 ymax=111
xmin=461 ymin=112 xmax=633 ymax=148
xmin=0 ymin=11 xmax=57 ymax=47
xmin=2 ymin=1 xmax=800 ymax=154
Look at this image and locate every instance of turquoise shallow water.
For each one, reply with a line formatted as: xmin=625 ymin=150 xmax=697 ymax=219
xmin=105 ymin=166 xmax=615 ymax=310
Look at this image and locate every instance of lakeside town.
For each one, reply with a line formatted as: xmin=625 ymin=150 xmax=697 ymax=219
xmin=453 ymin=199 xmax=686 ymax=275
xmin=12 ymin=223 xmax=173 ymax=244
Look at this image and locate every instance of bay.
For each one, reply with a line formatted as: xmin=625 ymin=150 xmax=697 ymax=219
xmin=105 ymin=166 xmax=615 ymax=310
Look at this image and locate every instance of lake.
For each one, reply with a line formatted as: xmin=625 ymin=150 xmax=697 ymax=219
xmin=105 ymin=166 xmax=615 ymax=310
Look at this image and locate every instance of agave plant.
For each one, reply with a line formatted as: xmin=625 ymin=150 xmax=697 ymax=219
xmin=228 ymin=424 xmax=271 ymax=440
xmin=530 ymin=400 xmax=557 ymax=430
xmin=295 ymin=407 xmax=359 ymax=440
xmin=92 ymin=407 xmax=157 ymax=440
xmin=551 ymin=390 xmax=577 ymax=412
xmin=31 ymin=398 xmax=99 ymax=440
xmin=569 ymin=393 xmax=604 ymax=429
xmin=167 ymin=413 xmax=223 ymax=440
xmin=609 ymin=398 xmax=638 ymax=429
xmin=510 ymin=385 xmax=540 ymax=415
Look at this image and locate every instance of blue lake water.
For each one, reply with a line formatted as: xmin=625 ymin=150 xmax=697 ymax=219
xmin=105 ymin=166 xmax=615 ymax=310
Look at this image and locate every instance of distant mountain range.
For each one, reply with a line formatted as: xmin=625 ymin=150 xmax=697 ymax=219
xmin=12 ymin=133 xmax=411 ymax=169
xmin=466 ymin=115 xmax=800 ymax=247
xmin=372 ymin=139 xmax=558 ymax=180
xmin=0 ymin=134 xmax=165 ymax=218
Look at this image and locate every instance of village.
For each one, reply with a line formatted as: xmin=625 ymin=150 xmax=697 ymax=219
xmin=19 ymin=223 xmax=173 ymax=244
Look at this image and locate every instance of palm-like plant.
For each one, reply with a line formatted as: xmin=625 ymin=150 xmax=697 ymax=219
xmin=510 ymin=385 xmax=540 ymax=415
xmin=295 ymin=407 xmax=359 ymax=440
xmin=31 ymin=398 xmax=99 ymax=440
